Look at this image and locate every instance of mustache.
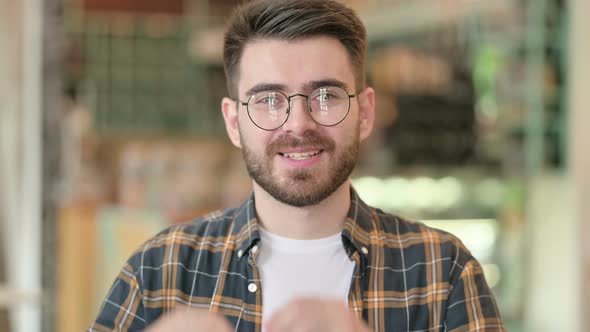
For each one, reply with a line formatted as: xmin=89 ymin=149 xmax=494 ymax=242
xmin=266 ymin=131 xmax=335 ymax=156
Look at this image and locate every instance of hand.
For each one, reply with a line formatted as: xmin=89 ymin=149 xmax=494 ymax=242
xmin=145 ymin=307 xmax=233 ymax=332
xmin=266 ymin=298 xmax=371 ymax=332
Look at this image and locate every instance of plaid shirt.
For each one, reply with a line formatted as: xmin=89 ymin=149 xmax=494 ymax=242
xmin=90 ymin=189 xmax=505 ymax=331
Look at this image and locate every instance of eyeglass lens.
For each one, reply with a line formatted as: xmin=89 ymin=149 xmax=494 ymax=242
xmin=246 ymin=86 xmax=351 ymax=130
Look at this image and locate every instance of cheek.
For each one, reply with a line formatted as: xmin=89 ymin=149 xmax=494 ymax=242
xmin=238 ymin=119 xmax=273 ymax=151
xmin=336 ymin=113 xmax=360 ymax=140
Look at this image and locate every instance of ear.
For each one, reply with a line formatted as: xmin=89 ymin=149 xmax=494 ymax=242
xmin=357 ymin=87 xmax=375 ymax=142
xmin=221 ymin=97 xmax=242 ymax=148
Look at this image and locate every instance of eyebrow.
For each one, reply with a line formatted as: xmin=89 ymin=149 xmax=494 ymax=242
xmin=303 ymin=79 xmax=350 ymax=92
xmin=244 ymin=83 xmax=288 ymax=98
xmin=242 ymin=78 xmax=352 ymax=99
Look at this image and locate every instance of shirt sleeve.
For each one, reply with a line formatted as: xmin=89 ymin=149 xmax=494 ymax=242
xmin=88 ymin=263 xmax=147 ymax=332
xmin=445 ymin=258 xmax=506 ymax=332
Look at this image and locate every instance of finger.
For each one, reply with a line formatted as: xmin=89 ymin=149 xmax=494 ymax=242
xmin=266 ymin=298 xmax=308 ymax=332
xmin=145 ymin=307 xmax=233 ymax=332
xmin=204 ymin=311 xmax=234 ymax=332
xmin=268 ymin=297 xmax=364 ymax=332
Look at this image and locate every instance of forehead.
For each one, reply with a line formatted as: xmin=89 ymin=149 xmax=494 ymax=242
xmin=237 ymin=36 xmax=355 ymax=97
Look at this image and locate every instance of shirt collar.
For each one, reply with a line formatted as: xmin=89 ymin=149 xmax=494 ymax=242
xmin=233 ymin=192 xmax=262 ymax=259
xmin=232 ymin=188 xmax=376 ymax=261
xmin=341 ymin=188 xmax=375 ymax=261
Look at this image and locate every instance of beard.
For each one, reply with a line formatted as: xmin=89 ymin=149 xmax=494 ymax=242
xmin=241 ymin=127 xmax=359 ymax=207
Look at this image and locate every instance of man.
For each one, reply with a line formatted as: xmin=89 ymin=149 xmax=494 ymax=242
xmin=90 ymin=0 xmax=505 ymax=331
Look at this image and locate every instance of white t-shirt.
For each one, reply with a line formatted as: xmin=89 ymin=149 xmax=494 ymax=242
xmin=257 ymin=228 xmax=356 ymax=328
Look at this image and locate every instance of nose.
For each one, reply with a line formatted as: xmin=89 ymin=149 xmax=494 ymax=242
xmin=281 ymin=95 xmax=318 ymax=133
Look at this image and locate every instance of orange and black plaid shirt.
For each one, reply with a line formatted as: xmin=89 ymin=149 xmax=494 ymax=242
xmin=90 ymin=189 xmax=505 ymax=331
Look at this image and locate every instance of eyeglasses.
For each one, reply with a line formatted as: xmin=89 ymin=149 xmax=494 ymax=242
xmin=237 ymin=86 xmax=356 ymax=131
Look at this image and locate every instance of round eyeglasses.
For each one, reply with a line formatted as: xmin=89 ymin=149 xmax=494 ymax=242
xmin=237 ymin=86 xmax=356 ymax=131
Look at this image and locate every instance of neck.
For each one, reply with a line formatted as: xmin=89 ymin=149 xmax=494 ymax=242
xmin=252 ymin=181 xmax=351 ymax=240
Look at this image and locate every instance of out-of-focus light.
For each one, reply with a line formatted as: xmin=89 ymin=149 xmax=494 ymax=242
xmin=482 ymin=263 xmax=501 ymax=289
xmin=422 ymin=219 xmax=498 ymax=261
xmin=382 ymin=177 xmax=410 ymax=210
xmin=352 ymin=176 xmax=385 ymax=207
xmin=409 ymin=177 xmax=437 ymax=209
xmin=435 ymin=176 xmax=463 ymax=209
xmin=354 ymin=176 xmax=466 ymax=212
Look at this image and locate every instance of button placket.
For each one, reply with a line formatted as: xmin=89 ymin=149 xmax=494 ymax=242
xmin=247 ymin=248 xmax=261 ymax=294
xmin=244 ymin=245 xmax=263 ymax=331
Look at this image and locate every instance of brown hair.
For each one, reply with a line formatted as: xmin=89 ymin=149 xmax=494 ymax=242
xmin=223 ymin=0 xmax=367 ymax=99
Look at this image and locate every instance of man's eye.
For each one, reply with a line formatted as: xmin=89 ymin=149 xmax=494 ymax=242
xmin=254 ymin=93 xmax=282 ymax=106
xmin=320 ymin=93 xmax=336 ymax=101
xmin=315 ymin=93 xmax=339 ymax=103
xmin=255 ymin=97 xmax=274 ymax=105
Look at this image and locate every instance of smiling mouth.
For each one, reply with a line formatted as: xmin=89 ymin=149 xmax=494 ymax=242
xmin=278 ymin=150 xmax=323 ymax=160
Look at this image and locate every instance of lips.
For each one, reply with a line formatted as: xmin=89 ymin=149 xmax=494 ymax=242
xmin=278 ymin=150 xmax=323 ymax=160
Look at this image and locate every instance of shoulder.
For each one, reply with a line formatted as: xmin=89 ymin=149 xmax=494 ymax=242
xmin=372 ymin=208 xmax=463 ymax=244
xmin=371 ymin=208 xmax=475 ymax=272
xmin=124 ymin=207 xmax=240 ymax=273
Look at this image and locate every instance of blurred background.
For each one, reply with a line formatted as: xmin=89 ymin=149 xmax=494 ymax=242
xmin=0 ymin=0 xmax=588 ymax=331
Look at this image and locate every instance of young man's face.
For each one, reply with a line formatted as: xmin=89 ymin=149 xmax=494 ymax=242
xmin=222 ymin=36 xmax=374 ymax=206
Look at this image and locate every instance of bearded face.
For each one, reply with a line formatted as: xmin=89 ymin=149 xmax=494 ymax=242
xmin=241 ymin=126 xmax=359 ymax=207
xmin=223 ymin=38 xmax=374 ymax=206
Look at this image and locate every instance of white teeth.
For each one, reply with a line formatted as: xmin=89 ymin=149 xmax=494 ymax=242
xmin=283 ymin=150 xmax=321 ymax=160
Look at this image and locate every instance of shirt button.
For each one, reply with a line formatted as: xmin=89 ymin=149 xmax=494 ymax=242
xmin=361 ymin=247 xmax=369 ymax=255
xmin=251 ymin=245 xmax=259 ymax=255
xmin=248 ymin=283 xmax=258 ymax=293
xmin=237 ymin=250 xmax=243 ymax=258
